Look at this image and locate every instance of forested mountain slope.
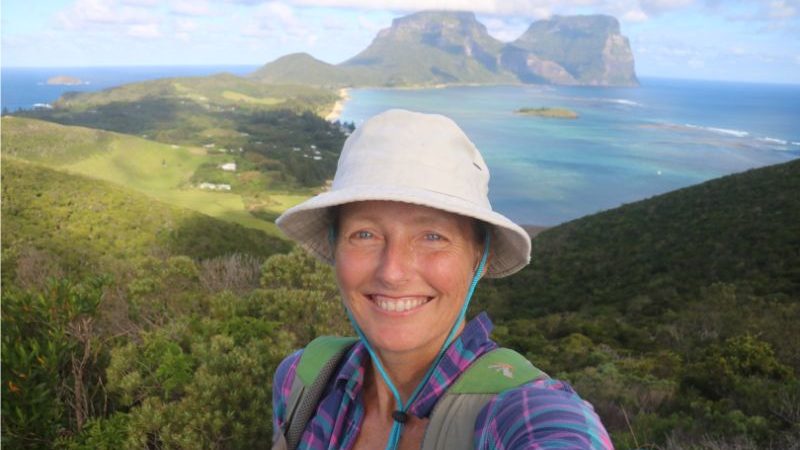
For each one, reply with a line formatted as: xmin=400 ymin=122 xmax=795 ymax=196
xmin=485 ymin=158 xmax=800 ymax=318
xmin=1 ymin=158 xmax=290 ymax=279
xmin=476 ymin=159 xmax=800 ymax=448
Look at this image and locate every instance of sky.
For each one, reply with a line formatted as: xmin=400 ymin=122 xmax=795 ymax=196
xmin=2 ymin=0 xmax=799 ymax=84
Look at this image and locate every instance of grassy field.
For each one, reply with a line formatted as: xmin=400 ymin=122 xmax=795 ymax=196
xmin=2 ymin=117 xmax=312 ymax=235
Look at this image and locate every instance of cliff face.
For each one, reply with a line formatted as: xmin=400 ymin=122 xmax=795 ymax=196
xmin=341 ymin=11 xmax=515 ymax=85
xmin=502 ymin=15 xmax=638 ymax=86
xmin=252 ymin=11 xmax=638 ymax=87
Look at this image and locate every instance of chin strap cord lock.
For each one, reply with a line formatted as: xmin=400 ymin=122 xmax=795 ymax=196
xmin=392 ymin=411 xmax=410 ymax=424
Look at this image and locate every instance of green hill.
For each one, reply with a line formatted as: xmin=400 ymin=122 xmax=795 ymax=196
xmin=1 ymin=158 xmax=291 ymax=276
xmin=486 ymin=158 xmax=800 ymax=318
xmin=15 ymin=77 xmax=348 ymax=190
xmin=476 ymin=159 xmax=800 ymax=448
xmin=2 ymin=117 xmax=311 ymax=234
xmin=249 ymin=53 xmax=368 ymax=87
xmin=0 ymin=115 xmax=115 ymax=164
xmin=53 ymin=73 xmax=336 ymax=113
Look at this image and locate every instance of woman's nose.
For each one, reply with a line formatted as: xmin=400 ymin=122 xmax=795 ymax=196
xmin=375 ymin=239 xmax=413 ymax=286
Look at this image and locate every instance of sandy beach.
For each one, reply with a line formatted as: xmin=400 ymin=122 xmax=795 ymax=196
xmin=325 ymin=88 xmax=351 ymax=122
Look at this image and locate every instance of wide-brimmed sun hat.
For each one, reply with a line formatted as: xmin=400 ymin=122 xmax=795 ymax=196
xmin=276 ymin=109 xmax=531 ymax=278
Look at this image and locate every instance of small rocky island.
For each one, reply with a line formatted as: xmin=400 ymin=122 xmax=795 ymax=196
xmin=515 ymin=107 xmax=578 ymax=119
xmin=47 ymin=75 xmax=84 ymax=86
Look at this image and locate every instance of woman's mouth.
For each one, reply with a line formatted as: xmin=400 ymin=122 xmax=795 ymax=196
xmin=368 ymin=294 xmax=432 ymax=313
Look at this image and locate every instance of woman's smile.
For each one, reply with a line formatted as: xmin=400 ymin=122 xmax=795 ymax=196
xmin=367 ymin=293 xmax=433 ymax=314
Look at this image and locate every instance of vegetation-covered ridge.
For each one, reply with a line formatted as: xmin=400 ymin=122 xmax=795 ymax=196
xmin=1 ymin=158 xmax=291 ymax=273
xmin=515 ymin=107 xmax=578 ymax=119
xmin=2 ymin=117 xmax=315 ymax=234
xmin=52 ymin=73 xmax=336 ymax=113
xmin=2 ymin=152 xmax=798 ymax=448
xmin=12 ymin=76 xmax=352 ymax=191
xmin=476 ymin=158 xmax=800 ymax=448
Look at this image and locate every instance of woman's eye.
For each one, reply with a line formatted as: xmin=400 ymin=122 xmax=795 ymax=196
xmin=355 ymin=231 xmax=373 ymax=239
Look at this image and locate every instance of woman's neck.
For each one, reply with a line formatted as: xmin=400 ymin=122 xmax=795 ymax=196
xmin=364 ymin=327 xmax=463 ymax=417
xmin=368 ymin=351 xmax=432 ymax=415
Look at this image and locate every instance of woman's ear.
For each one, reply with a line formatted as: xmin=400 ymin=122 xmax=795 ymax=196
xmin=473 ymin=246 xmax=492 ymax=279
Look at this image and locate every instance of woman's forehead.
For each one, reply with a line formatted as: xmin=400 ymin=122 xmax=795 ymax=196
xmin=339 ymin=201 xmax=470 ymax=227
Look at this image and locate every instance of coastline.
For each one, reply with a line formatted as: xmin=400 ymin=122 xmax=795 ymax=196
xmin=325 ymin=88 xmax=351 ymax=122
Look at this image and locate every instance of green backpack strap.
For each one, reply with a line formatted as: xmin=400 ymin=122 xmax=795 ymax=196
xmin=449 ymin=347 xmax=548 ymax=394
xmin=422 ymin=347 xmax=548 ymax=450
xmin=295 ymin=336 xmax=359 ymax=385
xmin=283 ymin=336 xmax=358 ymax=450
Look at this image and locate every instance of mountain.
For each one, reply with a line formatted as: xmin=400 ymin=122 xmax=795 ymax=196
xmin=250 ymin=53 xmax=362 ymax=86
xmin=472 ymin=160 xmax=800 ymax=450
xmin=339 ymin=11 xmax=515 ymax=86
xmin=252 ymin=11 xmax=638 ymax=87
xmin=503 ymin=15 xmax=638 ymax=86
xmin=481 ymin=158 xmax=800 ymax=318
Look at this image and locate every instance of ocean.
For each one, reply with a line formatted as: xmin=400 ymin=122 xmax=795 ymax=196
xmin=1 ymin=65 xmax=259 ymax=112
xmin=339 ymin=80 xmax=800 ymax=225
xmin=3 ymin=67 xmax=798 ymax=226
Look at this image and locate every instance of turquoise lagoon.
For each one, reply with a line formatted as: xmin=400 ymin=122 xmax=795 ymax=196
xmin=338 ymin=78 xmax=800 ymax=226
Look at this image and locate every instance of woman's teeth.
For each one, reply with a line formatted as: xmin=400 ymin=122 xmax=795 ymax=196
xmin=373 ymin=296 xmax=428 ymax=313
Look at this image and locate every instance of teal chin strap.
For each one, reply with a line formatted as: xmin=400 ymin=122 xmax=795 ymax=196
xmin=332 ymin=227 xmax=490 ymax=450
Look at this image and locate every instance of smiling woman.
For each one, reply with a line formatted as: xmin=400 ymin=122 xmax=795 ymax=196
xmin=271 ymin=109 xmax=612 ymax=449
xmin=335 ymin=201 xmax=482 ymax=358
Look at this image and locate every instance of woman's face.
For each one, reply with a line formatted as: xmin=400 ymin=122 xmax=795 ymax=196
xmin=335 ymin=200 xmax=483 ymax=359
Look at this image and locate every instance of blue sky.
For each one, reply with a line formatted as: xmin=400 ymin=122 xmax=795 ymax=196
xmin=2 ymin=0 xmax=799 ymax=83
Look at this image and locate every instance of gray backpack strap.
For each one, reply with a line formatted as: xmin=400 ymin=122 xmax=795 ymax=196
xmin=422 ymin=348 xmax=548 ymax=450
xmin=280 ymin=336 xmax=358 ymax=450
xmin=422 ymin=393 xmax=497 ymax=450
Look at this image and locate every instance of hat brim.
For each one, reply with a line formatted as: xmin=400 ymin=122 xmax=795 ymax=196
xmin=276 ymin=184 xmax=531 ymax=278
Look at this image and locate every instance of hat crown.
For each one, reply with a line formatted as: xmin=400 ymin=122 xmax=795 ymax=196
xmin=333 ymin=109 xmax=491 ymax=209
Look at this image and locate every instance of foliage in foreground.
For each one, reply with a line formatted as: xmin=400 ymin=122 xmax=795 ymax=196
xmin=2 ymin=156 xmax=799 ymax=448
xmin=2 ymin=249 xmax=350 ymax=449
xmin=477 ymin=159 xmax=800 ymax=448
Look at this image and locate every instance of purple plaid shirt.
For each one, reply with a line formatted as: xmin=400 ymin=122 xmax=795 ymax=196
xmin=273 ymin=312 xmax=614 ymax=449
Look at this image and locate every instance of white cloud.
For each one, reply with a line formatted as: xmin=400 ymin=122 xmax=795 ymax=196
xmin=766 ymin=0 xmax=797 ymax=19
xmin=175 ymin=18 xmax=201 ymax=32
xmin=687 ymin=57 xmax=704 ymax=68
xmin=357 ymin=15 xmax=385 ymax=32
xmin=120 ymin=0 xmax=159 ymax=5
xmin=237 ymin=0 xmax=621 ymax=19
xmin=262 ymin=1 xmax=297 ymax=24
xmin=57 ymin=0 xmax=159 ymax=29
xmin=242 ymin=1 xmax=313 ymax=39
xmin=622 ymin=8 xmax=649 ymax=21
xmin=322 ymin=16 xmax=348 ymax=30
xmin=638 ymin=0 xmax=695 ymax=15
xmin=127 ymin=23 xmax=161 ymax=38
xmin=480 ymin=16 xmax=532 ymax=41
xmin=171 ymin=0 xmax=214 ymax=16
